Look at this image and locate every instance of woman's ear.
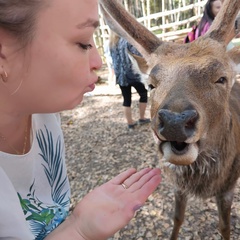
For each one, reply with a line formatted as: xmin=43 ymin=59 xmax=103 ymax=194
xmin=0 ymin=44 xmax=5 ymax=59
xmin=0 ymin=43 xmax=7 ymax=82
xmin=0 ymin=29 xmax=8 ymax=60
xmin=0 ymin=29 xmax=11 ymax=80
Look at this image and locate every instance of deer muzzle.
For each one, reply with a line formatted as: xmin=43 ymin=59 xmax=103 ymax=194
xmin=158 ymin=109 xmax=198 ymax=141
xmin=155 ymin=109 xmax=199 ymax=166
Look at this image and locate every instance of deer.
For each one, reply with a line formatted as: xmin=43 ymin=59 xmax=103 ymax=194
xmin=99 ymin=0 xmax=240 ymax=239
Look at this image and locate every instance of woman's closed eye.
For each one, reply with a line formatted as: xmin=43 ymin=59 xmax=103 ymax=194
xmin=77 ymin=43 xmax=93 ymax=50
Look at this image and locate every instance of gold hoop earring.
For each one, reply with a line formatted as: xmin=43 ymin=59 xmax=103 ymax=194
xmin=1 ymin=70 xmax=8 ymax=83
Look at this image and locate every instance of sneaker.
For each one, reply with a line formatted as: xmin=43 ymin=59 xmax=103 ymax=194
xmin=138 ymin=118 xmax=151 ymax=125
xmin=128 ymin=121 xmax=138 ymax=130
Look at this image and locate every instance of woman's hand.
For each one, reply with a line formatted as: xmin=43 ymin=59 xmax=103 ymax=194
xmin=74 ymin=167 xmax=161 ymax=240
xmin=45 ymin=168 xmax=161 ymax=240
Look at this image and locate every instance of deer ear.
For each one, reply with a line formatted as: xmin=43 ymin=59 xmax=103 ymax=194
xmin=99 ymin=0 xmax=162 ymax=58
xmin=127 ymin=52 xmax=149 ymax=84
xmin=228 ymin=46 xmax=240 ymax=74
xmin=128 ymin=52 xmax=149 ymax=74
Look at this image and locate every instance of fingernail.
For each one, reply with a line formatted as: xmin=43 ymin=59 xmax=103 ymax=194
xmin=133 ymin=204 xmax=143 ymax=212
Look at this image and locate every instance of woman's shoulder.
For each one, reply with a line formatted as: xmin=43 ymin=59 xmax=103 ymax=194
xmin=0 ymin=167 xmax=34 ymax=239
xmin=32 ymin=113 xmax=63 ymax=144
xmin=33 ymin=113 xmax=61 ymax=126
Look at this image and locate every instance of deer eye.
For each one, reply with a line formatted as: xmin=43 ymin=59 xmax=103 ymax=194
xmin=148 ymin=84 xmax=155 ymax=90
xmin=215 ymin=77 xmax=227 ymax=84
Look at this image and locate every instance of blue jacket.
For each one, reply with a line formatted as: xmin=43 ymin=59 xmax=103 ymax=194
xmin=110 ymin=38 xmax=142 ymax=87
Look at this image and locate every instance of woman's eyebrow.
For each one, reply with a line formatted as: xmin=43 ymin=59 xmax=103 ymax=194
xmin=76 ymin=19 xmax=100 ymax=29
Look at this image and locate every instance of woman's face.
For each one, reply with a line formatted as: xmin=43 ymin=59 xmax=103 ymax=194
xmin=212 ymin=0 xmax=222 ymax=17
xmin=4 ymin=0 xmax=102 ymax=113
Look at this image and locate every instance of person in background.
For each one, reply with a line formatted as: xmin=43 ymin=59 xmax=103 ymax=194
xmin=109 ymin=31 xmax=151 ymax=130
xmin=195 ymin=0 xmax=223 ymax=38
xmin=186 ymin=0 xmax=234 ymax=49
xmin=103 ymin=33 xmax=115 ymax=85
xmin=0 ymin=0 xmax=161 ymax=239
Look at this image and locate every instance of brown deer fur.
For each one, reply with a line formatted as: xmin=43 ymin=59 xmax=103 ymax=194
xmin=99 ymin=0 xmax=240 ymax=239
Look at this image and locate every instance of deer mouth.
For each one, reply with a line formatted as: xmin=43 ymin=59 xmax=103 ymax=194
xmin=161 ymin=141 xmax=199 ymax=165
xmin=153 ymin=131 xmax=199 ymax=165
xmin=167 ymin=141 xmax=189 ymax=155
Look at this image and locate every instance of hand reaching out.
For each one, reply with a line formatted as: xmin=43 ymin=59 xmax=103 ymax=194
xmin=46 ymin=167 xmax=161 ymax=240
xmin=73 ymin=167 xmax=161 ymax=240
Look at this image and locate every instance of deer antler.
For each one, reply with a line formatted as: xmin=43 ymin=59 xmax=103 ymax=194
xmin=99 ymin=0 xmax=161 ymax=55
xmin=205 ymin=0 xmax=240 ymax=43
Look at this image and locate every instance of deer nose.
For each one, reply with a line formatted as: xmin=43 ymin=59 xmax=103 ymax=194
xmin=158 ymin=109 xmax=198 ymax=142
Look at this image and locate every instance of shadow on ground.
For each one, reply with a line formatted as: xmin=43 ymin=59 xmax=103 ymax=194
xmin=61 ymin=92 xmax=240 ymax=240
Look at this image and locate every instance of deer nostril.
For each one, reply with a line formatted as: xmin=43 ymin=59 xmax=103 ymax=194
xmin=159 ymin=120 xmax=164 ymax=130
xmin=185 ymin=117 xmax=196 ymax=129
xmin=158 ymin=111 xmax=165 ymax=131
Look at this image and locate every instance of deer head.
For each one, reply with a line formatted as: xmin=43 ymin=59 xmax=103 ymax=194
xmin=100 ymin=0 xmax=240 ymax=166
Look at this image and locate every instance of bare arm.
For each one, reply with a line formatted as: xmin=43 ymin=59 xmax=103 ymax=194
xmin=45 ymin=168 xmax=161 ymax=240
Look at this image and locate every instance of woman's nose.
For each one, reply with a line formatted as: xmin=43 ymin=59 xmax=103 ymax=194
xmin=91 ymin=45 xmax=103 ymax=70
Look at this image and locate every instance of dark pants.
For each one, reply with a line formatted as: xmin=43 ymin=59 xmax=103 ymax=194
xmin=119 ymin=81 xmax=148 ymax=107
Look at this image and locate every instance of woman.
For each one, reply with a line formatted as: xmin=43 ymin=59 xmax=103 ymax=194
xmin=195 ymin=0 xmax=222 ymax=38
xmin=0 ymin=0 xmax=161 ymax=239
xmin=195 ymin=0 xmax=234 ymax=49
xmin=109 ymin=31 xmax=150 ymax=130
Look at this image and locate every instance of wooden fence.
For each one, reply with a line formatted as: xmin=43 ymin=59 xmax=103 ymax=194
xmin=96 ymin=0 xmax=207 ymax=62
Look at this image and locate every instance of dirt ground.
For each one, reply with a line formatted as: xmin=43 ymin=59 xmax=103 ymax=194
xmin=60 ymin=75 xmax=240 ymax=239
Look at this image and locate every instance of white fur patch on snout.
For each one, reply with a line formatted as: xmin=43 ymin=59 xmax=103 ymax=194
xmin=162 ymin=142 xmax=199 ymax=165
